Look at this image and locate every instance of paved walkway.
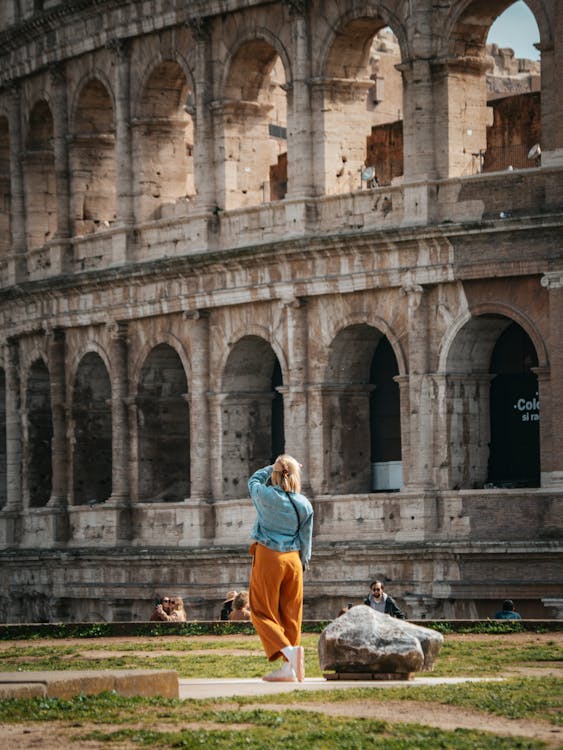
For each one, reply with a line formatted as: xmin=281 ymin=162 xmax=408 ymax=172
xmin=0 ymin=671 xmax=502 ymax=701
xmin=178 ymin=675 xmax=502 ymax=699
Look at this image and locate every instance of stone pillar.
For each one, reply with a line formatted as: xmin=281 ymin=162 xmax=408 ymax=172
xmin=402 ymin=284 xmax=435 ymax=490
xmin=207 ymin=392 xmax=224 ymax=502
xmin=107 ymin=321 xmax=130 ymax=505
xmin=3 ymin=339 xmax=22 ymax=513
xmin=184 ymin=310 xmax=211 ymax=499
xmin=283 ymin=0 xmax=314 ymax=199
xmin=48 ymin=63 xmax=73 ymax=274
xmin=282 ymin=298 xmax=310 ymax=483
xmin=394 ymin=375 xmax=410 ymax=488
xmin=188 ymin=16 xmax=217 ymax=212
xmin=107 ymin=38 xmax=134 ymax=263
xmin=536 ymin=35 xmax=563 ymax=167
xmin=306 ymin=384 xmax=325 ymax=495
xmin=46 ymin=327 xmax=68 ymax=507
xmin=6 ymin=83 xmax=27 ymax=284
xmin=532 ymin=366 xmax=551 ymax=488
xmin=540 ymin=273 xmax=563 ymax=486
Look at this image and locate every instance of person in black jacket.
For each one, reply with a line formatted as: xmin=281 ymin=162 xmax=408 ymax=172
xmin=364 ymin=580 xmax=405 ymax=618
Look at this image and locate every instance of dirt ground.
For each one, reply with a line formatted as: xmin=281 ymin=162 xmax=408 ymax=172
xmin=0 ymin=631 xmax=561 ymax=749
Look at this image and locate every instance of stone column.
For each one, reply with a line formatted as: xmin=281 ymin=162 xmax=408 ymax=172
xmin=3 ymin=338 xmax=22 ymax=513
xmin=48 ymin=63 xmax=73 ymax=274
xmin=107 ymin=321 xmax=130 ymax=505
xmin=6 ymin=83 xmax=27 ymax=284
xmin=282 ymin=0 xmax=314 ymax=199
xmin=184 ymin=310 xmax=211 ymax=499
xmin=532 ymin=366 xmax=551 ymax=488
xmin=394 ymin=375 xmax=410 ymax=488
xmin=402 ymin=283 xmax=435 ymax=490
xmin=282 ymin=297 xmax=310 ymax=484
xmin=46 ymin=327 xmax=68 ymax=507
xmin=207 ymin=391 xmax=224 ymax=502
xmin=306 ymin=384 xmax=324 ymax=495
xmin=107 ymin=38 xmax=134 ymax=263
xmin=188 ymin=16 xmax=217 ymax=212
xmin=540 ymin=273 xmax=563 ymax=486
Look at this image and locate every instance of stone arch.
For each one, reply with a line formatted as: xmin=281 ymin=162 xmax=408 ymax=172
xmin=69 ymin=75 xmax=116 ymax=236
xmin=441 ymin=307 xmax=542 ymax=489
xmin=323 ymin=322 xmax=403 ymax=494
xmin=71 ymin=351 xmax=112 ymax=506
xmin=25 ymin=358 xmax=52 ymax=508
xmin=0 ymin=115 xmax=10 ymax=259
xmin=314 ymin=6 xmax=408 ymax=193
xmin=136 ymin=342 xmax=190 ymax=503
xmin=220 ymin=334 xmax=284 ymax=499
xmin=134 ymin=56 xmax=196 ymax=222
xmin=131 ymin=332 xmax=191 ymax=395
xmin=24 ymin=98 xmax=57 ymax=249
xmin=444 ymin=0 xmax=551 ymax=58
xmin=438 ymin=0 xmax=546 ymax=177
xmin=220 ymin=32 xmax=289 ymax=207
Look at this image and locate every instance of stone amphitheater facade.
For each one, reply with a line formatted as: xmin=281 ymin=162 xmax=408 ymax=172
xmin=0 ymin=0 xmax=561 ymax=623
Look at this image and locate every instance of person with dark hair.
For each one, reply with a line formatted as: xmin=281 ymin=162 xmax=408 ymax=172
xmin=364 ymin=580 xmax=405 ymax=619
xmin=247 ymin=454 xmax=314 ymax=682
xmin=150 ymin=596 xmax=172 ymax=621
xmin=220 ymin=590 xmax=237 ymax=621
xmin=494 ymin=599 xmax=522 ymax=620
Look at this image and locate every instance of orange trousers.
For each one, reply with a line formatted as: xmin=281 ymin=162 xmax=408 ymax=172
xmin=248 ymin=542 xmax=303 ymax=661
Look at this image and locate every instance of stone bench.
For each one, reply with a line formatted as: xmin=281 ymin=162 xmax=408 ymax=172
xmin=0 ymin=669 xmax=178 ymax=700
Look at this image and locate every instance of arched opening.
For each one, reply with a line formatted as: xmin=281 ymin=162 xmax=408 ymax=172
xmin=319 ymin=20 xmax=404 ymax=193
xmin=325 ymin=324 xmax=400 ymax=493
xmin=0 ymin=369 xmax=7 ymax=508
xmin=221 ymin=335 xmax=284 ymax=499
xmin=445 ymin=1 xmax=541 ymax=177
xmin=26 ymin=360 xmax=52 ymax=508
xmin=135 ymin=61 xmax=195 ymax=222
xmin=71 ymin=352 xmax=112 ymax=505
xmin=370 ymin=336 xmax=402 ymax=490
xmin=444 ymin=314 xmax=540 ymax=489
xmin=24 ymin=100 xmax=57 ymax=249
xmin=70 ymin=79 xmax=116 ymax=236
xmin=137 ymin=344 xmax=189 ymax=502
xmin=0 ymin=117 xmax=10 ymax=260
xmin=488 ymin=321 xmax=539 ymax=487
xmin=222 ymin=40 xmax=288 ymax=208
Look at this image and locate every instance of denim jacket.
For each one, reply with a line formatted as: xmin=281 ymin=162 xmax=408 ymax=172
xmin=248 ymin=465 xmax=314 ymax=567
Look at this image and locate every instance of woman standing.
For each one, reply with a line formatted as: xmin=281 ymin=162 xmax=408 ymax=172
xmin=248 ymin=454 xmax=314 ymax=682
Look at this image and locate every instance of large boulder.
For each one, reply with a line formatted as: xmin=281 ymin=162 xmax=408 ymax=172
xmin=318 ymin=605 xmax=444 ymax=676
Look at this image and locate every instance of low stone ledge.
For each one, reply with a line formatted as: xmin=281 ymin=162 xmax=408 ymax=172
xmin=0 ymin=669 xmax=179 ymax=700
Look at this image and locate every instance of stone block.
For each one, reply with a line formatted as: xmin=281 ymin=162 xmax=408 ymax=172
xmin=318 ymin=604 xmax=443 ymax=676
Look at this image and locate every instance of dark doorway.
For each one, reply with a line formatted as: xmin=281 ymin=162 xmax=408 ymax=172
xmin=27 ymin=360 xmax=52 ymax=507
xmin=488 ymin=322 xmax=539 ymax=487
xmin=370 ymin=336 xmax=402 ymax=490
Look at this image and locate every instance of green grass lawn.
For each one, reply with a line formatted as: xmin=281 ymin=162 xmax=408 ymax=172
xmin=0 ymin=631 xmax=561 ymax=749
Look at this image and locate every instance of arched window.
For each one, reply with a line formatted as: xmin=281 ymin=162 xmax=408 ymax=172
xmin=27 ymin=360 xmax=52 ymax=508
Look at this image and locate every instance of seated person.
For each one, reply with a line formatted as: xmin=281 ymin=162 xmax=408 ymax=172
xmin=494 ymin=599 xmax=522 ymax=620
xmin=229 ymin=590 xmax=251 ymax=621
xmin=220 ymin=590 xmax=237 ymax=621
xmin=169 ymin=596 xmax=187 ymax=622
xmin=150 ymin=596 xmax=171 ymax=621
xmin=364 ymin=580 xmax=405 ymax=619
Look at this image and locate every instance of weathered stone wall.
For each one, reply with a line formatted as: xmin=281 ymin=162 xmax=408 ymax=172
xmin=0 ymin=0 xmax=561 ymax=623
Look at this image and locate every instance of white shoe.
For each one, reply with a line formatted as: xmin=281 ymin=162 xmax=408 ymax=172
xmin=288 ymin=645 xmax=305 ymax=682
xmin=262 ymin=660 xmax=297 ymax=682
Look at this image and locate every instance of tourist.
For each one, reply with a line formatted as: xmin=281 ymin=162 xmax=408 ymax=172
xmin=494 ymin=599 xmax=522 ymax=620
xmin=168 ymin=597 xmax=187 ymax=622
xmin=220 ymin=590 xmax=238 ymax=621
xmin=150 ymin=596 xmax=172 ymax=621
xmin=364 ymin=580 xmax=405 ymax=619
xmin=248 ymin=454 xmax=314 ymax=682
xmin=229 ymin=590 xmax=252 ymax=621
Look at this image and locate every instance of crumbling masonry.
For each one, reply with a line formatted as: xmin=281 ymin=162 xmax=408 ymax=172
xmin=0 ymin=0 xmax=561 ymax=623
